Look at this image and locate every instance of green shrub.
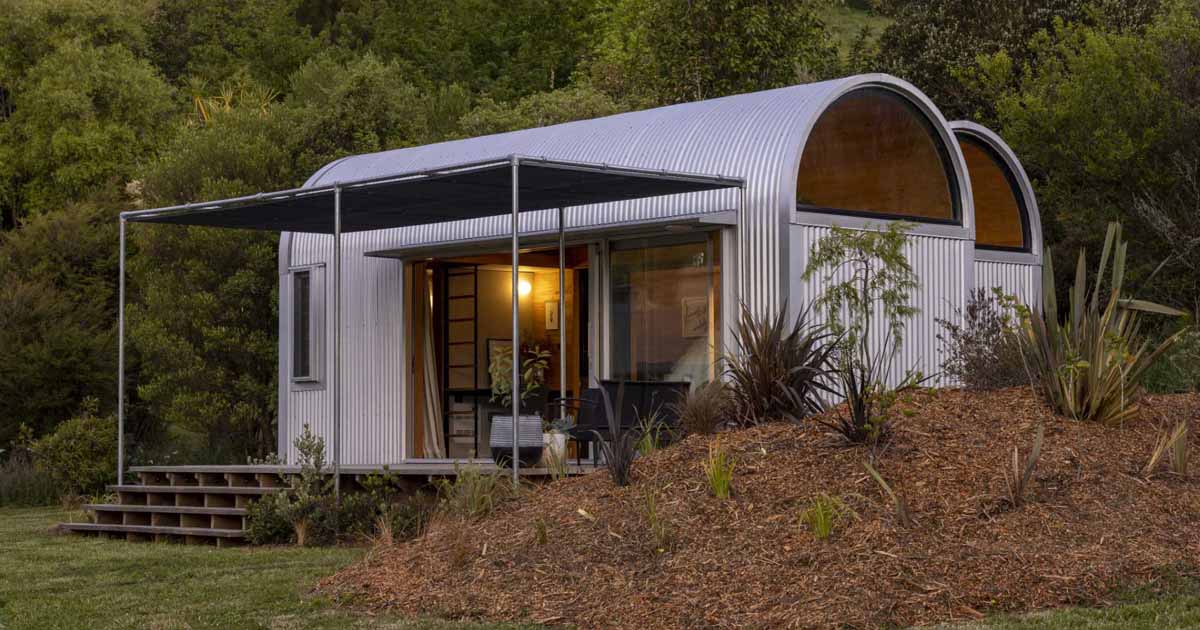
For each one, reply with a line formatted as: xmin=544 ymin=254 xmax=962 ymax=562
xmin=670 ymin=380 xmax=732 ymax=435
xmin=703 ymin=440 xmax=735 ymax=499
xmin=26 ymin=399 xmax=117 ymax=496
xmin=724 ymin=303 xmax=837 ymax=426
xmin=937 ymin=288 xmax=1030 ymax=390
xmin=804 ymin=223 xmax=923 ymax=443
xmin=1143 ymin=328 xmax=1200 ymax=393
xmin=245 ymin=495 xmax=293 ymax=544
xmin=0 ymin=448 xmax=59 ymax=506
xmin=1021 ymin=223 xmax=1188 ymax=425
xmin=246 ymin=430 xmax=437 ymax=546
xmin=433 ymin=465 xmax=516 ymax=519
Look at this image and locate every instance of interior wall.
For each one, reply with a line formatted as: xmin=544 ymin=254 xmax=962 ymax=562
xmin=797 ymin=87 xmax=956 ymax=221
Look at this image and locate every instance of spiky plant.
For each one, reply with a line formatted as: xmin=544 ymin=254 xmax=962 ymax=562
xmin=592 ymin=384 xmax=639 ymax=487
xmin=724 ymin=303 xmax=837 ymax=426
xmin=1004 ymin=425 xmax=1044 ymax=507
xmin=1022 ymin=223 xmax=1187 ymax=425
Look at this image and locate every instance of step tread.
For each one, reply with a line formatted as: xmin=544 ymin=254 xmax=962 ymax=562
xmin=58 ymin=522 xmax=245 ymax=538
xmin=108 ymin=484 xmax=282 ymax=494
xmin=85 ymin=504 xmax=248 ymax=516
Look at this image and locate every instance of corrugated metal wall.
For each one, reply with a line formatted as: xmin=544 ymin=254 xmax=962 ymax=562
xmin=279 ymin=73 xmax=991 ymax=465
xmin=790 ymin=224 xmax=971 ymax=387
xmin=282 ymin=231 xmax=407 ymax=465
xmin=974 ymin=260 xmax=1041 ymax=308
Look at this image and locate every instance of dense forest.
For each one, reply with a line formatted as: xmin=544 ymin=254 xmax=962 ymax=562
xmin=1 ymin=0 xmax=1197 ymax=464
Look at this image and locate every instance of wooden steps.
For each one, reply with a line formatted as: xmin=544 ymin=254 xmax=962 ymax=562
xmin=60 ymin=466 xmax=289 ymax=545
xmin=58 ymin=522 xmax=245 ymax=546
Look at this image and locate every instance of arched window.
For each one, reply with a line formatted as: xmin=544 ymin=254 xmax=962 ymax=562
xmin=797 ymin=88 xmax=959 ymax=223
xmin=957 ymin=134 xmax=1029 ymax=251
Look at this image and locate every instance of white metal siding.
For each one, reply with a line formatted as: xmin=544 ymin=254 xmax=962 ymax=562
xmin=278 ymin=74 xmax=993 ymax=464
xmin=790 ymin=224 xmax=971 ymax=387
xmin=283 ymin=231 xmax=406 ymax=465
xmin=974 ymin=260 xmax=1041 ymax=308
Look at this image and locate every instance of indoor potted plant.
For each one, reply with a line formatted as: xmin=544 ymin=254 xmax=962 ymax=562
xmin=487 ymin=342 xmax=550 ymax=467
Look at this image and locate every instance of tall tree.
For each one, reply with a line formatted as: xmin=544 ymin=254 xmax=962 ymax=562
xmin=874 ymin=0 xmax=1161 ymax=121
xmin=0 ymin=39 xmax=175 ymax=229
xmin=586 ymin=0 xmax=838 ymax=106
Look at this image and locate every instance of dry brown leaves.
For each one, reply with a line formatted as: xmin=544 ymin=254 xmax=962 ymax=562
xmin=319 ymin=389 xmax=1200 ymax=629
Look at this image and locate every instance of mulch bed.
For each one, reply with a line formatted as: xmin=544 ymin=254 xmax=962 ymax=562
xmin=319 ymin=388 xmax=1200 ymax=628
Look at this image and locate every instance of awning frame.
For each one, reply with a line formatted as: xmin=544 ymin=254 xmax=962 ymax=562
xmin=116 ymin=154 xmax=745 ymax=489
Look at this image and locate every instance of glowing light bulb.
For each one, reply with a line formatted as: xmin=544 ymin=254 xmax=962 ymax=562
xmin=518 ymin=279 xmax=532 ymax=296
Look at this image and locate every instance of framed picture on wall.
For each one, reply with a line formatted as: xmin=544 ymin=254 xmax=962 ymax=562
xmin=544 ymin=301 xmax=559 ymax=330
xmin=681 ymin=296 xmax=708 ymax=338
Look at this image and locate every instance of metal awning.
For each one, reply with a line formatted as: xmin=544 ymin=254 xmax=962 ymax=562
xmin=123 ymin=156 xmax=743 ymax=233
xmin=116 ymin=154 xmax=744 ymax=491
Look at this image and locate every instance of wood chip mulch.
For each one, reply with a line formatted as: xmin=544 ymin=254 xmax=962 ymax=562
xmin=318 ymin=388 xmax=1200 ymax=628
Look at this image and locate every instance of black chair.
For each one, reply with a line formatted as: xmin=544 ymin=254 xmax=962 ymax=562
xmin=562 ymin=388 xmax=605 ymax=465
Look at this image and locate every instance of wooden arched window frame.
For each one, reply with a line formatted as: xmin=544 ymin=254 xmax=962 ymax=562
xmin=797 ymin=87 xmax=961 ymax=224
xmin=957 ymin=134 xmax=1031 ymax=252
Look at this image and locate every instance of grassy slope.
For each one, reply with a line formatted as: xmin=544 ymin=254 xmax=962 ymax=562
xmin=0 ymin=507 xmax=532 ymax=630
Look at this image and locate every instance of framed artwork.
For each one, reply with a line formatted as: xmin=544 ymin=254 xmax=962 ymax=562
xmin=681 ymin=296 xmax=708 ymax=338
xmin=544 ymin=301 xmax=560 ymax=330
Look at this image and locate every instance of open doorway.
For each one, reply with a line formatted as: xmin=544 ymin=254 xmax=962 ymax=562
xmin=406 ymin=245 xmax=590 ymax=460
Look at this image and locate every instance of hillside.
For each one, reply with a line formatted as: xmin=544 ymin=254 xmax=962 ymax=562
xmin=321 ymin=389 xmax=1200 ymax=628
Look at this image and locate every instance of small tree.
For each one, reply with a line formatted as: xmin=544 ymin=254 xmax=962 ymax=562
xmin=803 ymin=222 xmax=923 ymax=443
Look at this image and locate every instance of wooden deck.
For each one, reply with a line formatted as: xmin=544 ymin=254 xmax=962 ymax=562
xmin=59 ymin=461 xmax=599 ymax=544
xmin=128 ymin=462 xmax=599 ymax=477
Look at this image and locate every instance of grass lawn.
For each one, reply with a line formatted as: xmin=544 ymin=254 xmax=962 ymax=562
xmin=1 ymin=507 xmax=1197 ymax=629
xmin=0 ymin=507 xmax=534 ymax=630
xmin=937 ymin=577 xmax=1200 ymax=629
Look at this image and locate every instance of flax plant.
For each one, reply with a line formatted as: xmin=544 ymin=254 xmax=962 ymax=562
xmin=1022 ymin=223 xmax=1187 ymax=425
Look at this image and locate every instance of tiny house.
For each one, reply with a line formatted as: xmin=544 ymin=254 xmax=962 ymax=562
xmin=270 ymin=73 xmax=1043 ymax=466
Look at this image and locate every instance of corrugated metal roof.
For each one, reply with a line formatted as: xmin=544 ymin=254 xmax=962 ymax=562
xmin=297 ymin=73 xmax=970 ymax=314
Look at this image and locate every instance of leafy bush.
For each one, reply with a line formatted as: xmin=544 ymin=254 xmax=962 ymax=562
xmin=245 ymin=495 xmax=293 ymax=545
xmin=1021 ymin=223 xmax=1187 ymax=425
xmin=703 ymin=440 xmax=735 ymax=499
xmin=433 ymin=465 xmax=516 ymax=519
xmin=25 ymin=399 xmax=117 ymax=496
xmin=937 ymin=288 xmax=1030 ymax=390
xmin=1143 ymin=328 xmax=1200 ymax=394
xmin=800 ymin=494 xmax=851 ymax=540
xmin=247 ymin=430 xmax=434 ymax=546
xmin=670 ymin=380 xmax=732 ymax=436
xmin=724 ymin=303 xmax=836 ymax=426
xmin=804 ymin=223 xmax=923 ymax=444
xmin=0 ymin=447 xmax=59 ymax=506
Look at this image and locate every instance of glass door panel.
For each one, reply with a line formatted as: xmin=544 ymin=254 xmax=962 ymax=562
xmin=609 ymin=234 xmax=720 ymax=386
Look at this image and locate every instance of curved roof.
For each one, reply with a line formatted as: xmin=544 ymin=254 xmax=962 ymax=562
xmin=289 ymin=74 xmax=977 ymax=312
xmin=305 ymin=73 xmax=973 ymax=234
xmin=949 ymin=120 xmax=1042 ymax=265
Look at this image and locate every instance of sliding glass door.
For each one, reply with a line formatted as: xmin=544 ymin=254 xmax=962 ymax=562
xmin=608 ymin=233 xmax=720 ymax=386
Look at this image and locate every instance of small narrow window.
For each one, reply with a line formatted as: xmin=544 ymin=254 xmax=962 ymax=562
xmin=293 ymin=270 xmax=313 ymax=379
